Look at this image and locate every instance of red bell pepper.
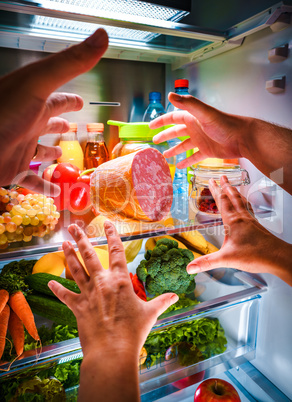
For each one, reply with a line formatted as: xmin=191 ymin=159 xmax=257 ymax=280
xmin=130 ymin=273 xmax=147 ymax=301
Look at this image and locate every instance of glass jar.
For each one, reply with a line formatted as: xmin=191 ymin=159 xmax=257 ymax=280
xmin=189 ymin=163 xmax=250 ymax=215
xmin=108 ymin=120 xmax=176 ymax=181
xmin=84 ymin=123 xmax=109 ymax=169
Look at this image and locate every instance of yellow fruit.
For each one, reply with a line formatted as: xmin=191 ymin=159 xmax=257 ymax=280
xmin=139 ymin=347 xmax=147 ymax=366
xmin=87 ymin=214 xmax=143 ymax=263
xmin=176 ymin=231 xmax=219 ymax=255
xmin=123 ymin=239 xmax=143 ymax=263
xmin=32 ymin=252 xmax=66 ymax=276
xmin=146 ymin=235 xmax=203 ymax=259
xmin=65 ymin=247 xmax=110 ymax=279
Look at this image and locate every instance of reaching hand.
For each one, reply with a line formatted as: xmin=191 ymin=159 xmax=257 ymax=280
xmin=48 ymin=222 xmax=178 ymax=402
xmin=0 ymin=28 xmax=109 ymax=195
xmin=150 ymin=93 xmax=292 ymax=195
xmin=48 ymin=221 xmax=178 ymax=359
xmin=186 ymin=176 xmax=292 ymax=286
xmin=150 ymin=93 xmax=249 ymax=169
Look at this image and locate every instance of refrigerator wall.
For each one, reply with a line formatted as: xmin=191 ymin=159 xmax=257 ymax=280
xmin=0 ymin=13 xmax=292 ymax=399
xmin=166 ymin=23 xmax=292 ymax=398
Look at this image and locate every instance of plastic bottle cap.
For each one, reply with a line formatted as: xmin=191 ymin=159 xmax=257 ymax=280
xmin=68 ymin=123 xmax=78 ymax=132
xmin=175 ymin=79 xmax=189 ymax=88
xmin=149 ymin=91 xmax=161 ymax=101
xmin=87 ymin=123 xmax=104 ymax=132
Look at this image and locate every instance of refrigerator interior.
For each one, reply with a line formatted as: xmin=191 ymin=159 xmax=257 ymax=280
xmin=0 ymin=5 xmax=292 ymax=400
xmin=165 ymin=23 xmax=292 ymax=399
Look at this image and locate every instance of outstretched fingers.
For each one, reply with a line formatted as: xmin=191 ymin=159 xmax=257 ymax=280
xmin=104 ymin=221 xmax=128 ymax=274
xmin=68 ymin=224 xmax=105 ymax=277
xmin=48 ymin=280 xmax=79 ymax=310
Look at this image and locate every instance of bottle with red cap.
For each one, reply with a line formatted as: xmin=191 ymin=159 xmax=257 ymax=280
xmin=166 ymin=79 xmax=190 ymax=220
xmin=166 ymin=79 xmax=190 ymax=113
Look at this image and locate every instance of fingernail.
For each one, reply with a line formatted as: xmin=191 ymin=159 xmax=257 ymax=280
xmin=152 ymin=135 xmax=160 ymax=143
xmin=86 ymin=28 xmax=108 ymax=48
xmin=171 ymin=294 xmax=179 ymax=302
xmin=68 ymin=224 xmax=83 ymax=237
xmin=62 ymin=241 xmax=71 ymax=251
xmin=104 ymin=221 xmax=115 ymax=236
xmin=48 ymin=280 xmax=55 ymax=290
xmin=187 ymin=264 xmax=199 ymax=274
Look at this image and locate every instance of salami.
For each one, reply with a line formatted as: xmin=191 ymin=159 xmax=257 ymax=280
xmin=90 ymin=148 xmax=173 ymax=221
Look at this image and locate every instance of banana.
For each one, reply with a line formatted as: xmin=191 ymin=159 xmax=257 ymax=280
xmin=175 ymin=230 xmax=219 ymax=255
xmin=145 ymin=235 xmax=203 ymax=259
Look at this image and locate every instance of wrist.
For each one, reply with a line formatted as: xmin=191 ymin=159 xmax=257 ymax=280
xmin=270 ymin=239 xmax=292 ymax=286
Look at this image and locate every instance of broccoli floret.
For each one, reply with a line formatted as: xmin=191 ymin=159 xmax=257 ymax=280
xmin=136 ymin=239 xmax=196 ymax=296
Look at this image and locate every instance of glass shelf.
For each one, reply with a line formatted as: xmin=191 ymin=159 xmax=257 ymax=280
xmin=0 ymin=197 xmax=273 ymax=261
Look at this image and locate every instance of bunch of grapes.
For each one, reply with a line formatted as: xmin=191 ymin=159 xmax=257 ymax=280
xmin=0 ymin=188 xmax=60 ymax=248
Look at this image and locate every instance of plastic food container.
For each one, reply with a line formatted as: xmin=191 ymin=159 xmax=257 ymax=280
xmin=190 ymin=163 xmax=250 ymax=215
xmin=108 ymin=120 xmax=176 ymax=180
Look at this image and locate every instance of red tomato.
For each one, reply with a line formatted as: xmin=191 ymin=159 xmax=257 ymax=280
xmin=68 ymin=181 xmax=92 ymax=215
xmin=50 ymin=163 xmax=81 ymax=210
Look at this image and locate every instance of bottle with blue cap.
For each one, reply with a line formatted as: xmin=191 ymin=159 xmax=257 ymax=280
xmin=143 ymin=91 xmax=166 ymax=122
xmin=166 ymin=79 xmax=190 ymax=220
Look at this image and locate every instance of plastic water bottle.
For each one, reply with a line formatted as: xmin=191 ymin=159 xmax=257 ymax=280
xmin=166 ymin=79 xmax=190 ymax=220
xmin=143 ymin=92 xmax=166 ymax=122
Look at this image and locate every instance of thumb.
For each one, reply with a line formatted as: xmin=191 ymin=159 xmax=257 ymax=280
xmin=186 ymin=250 xmax=228 ymax=274
xmin=168 ymin=92 xmax=220 ymax=126
xmin=14 ymin=28 xmax=109 ymax=100
xmin=147 ymin=293 xmax=179 ymax=318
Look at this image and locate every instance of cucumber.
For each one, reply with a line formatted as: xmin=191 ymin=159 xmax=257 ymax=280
xmin=25 ymin=273 xmax=80 ymax=298
xmin=26 ymin=293 xmax=77 ymax=328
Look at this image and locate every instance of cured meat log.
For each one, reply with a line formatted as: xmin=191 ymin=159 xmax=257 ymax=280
xmin=90 ymin=148 xmax=173 ymax=221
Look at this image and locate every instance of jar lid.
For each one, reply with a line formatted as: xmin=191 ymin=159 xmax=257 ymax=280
xmin=87 ymin=123 xmax=104 ymax=132
xmin=193 ymin=163 xmax=250 ymax=187
xmin=68 ymin=123 xmax=77 ymax=132
xmin=107 ymin=120 xmax=168 ymax=140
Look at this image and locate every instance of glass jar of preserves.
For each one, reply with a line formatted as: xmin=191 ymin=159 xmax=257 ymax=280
xmin=189 ymin=163 xmax=250 ymax=215
xmin=108 ymin=120 xmax=176 ymax=181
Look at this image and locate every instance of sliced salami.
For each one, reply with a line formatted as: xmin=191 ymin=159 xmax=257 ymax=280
xmin=90 ymin=148 xmax=173 ymax=221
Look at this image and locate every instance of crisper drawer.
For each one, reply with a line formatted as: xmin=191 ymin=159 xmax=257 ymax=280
xmin=139 ymin=295 xmax=261 ymax=396
xmin=0 ymin=293 xmax=262 ymax=401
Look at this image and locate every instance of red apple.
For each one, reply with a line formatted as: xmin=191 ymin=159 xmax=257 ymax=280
xmin=194 ymin=378 xmax=241 ymax=401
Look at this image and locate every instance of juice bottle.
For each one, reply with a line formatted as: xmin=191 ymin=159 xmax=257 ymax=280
xmin=84 ymin=123 xmax=109 ymax=169
xmin=57 ymin=123 xmax=84 ymax=170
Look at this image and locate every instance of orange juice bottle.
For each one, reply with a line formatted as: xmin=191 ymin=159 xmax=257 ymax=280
xmin=84 ymin=123 xmax=109 ymax=169
xmin=57 ymin=123 xmax=84 ymax=170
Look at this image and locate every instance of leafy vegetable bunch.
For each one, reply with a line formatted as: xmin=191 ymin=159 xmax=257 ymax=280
xmin=144 ymin=317 xmax=227 ymax=367
xmin=136 ymin=238 xmax=196 ymax=295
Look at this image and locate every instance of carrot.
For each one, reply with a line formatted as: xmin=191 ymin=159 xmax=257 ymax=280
xmin=8 ymin=309 xmax=24 ymax=357
xmin=9 ymin=291 xmax=40 ymax=341
xmin=0 ymin=289 xmax=9 ymax=315
xmin=0 ymin=304 xmax=10 ymax=360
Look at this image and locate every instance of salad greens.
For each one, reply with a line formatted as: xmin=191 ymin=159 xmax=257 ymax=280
xmin=144 ymin=317 xmax=227 ymax=367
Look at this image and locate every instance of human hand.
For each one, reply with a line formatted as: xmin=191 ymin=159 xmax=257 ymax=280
xmin=0 ymin=28 xmax=108 ymax=195
xmin=187 ymin=176 xmax=292 ymax=286
xmin=150 ymin=93 xmax=251 ymax=169
xmin=48 ymin=222 xmax=179 ymax=360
